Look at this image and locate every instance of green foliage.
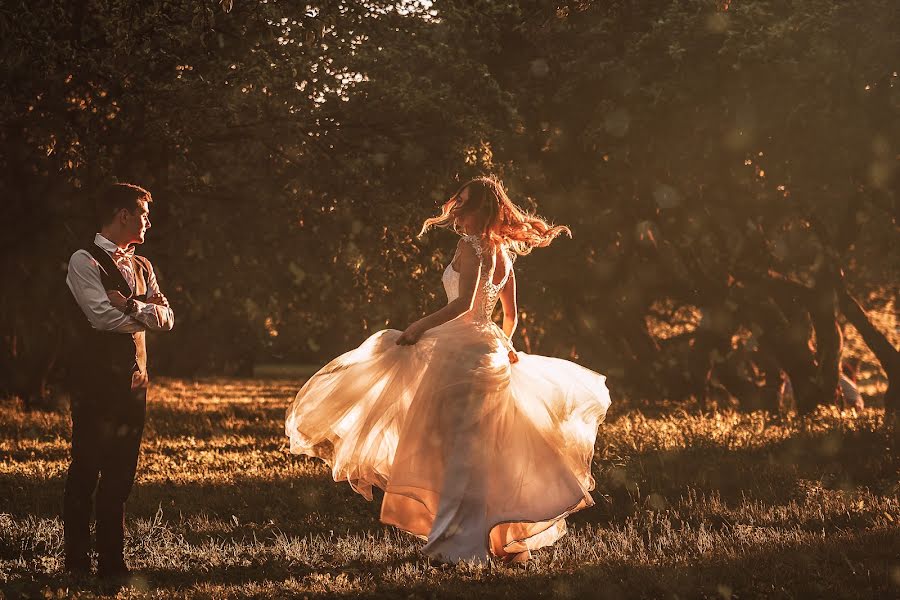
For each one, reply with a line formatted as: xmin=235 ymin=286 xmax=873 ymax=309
xmin=1 ymin=1 xmax=897 ymax=406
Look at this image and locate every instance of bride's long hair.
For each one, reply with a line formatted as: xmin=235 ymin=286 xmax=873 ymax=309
xmin=418 ymin=176 xmax=571 ymax=256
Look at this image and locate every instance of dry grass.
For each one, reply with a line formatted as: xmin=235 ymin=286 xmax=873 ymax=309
xmin=1 ymin=378 xmax=898 ymax=599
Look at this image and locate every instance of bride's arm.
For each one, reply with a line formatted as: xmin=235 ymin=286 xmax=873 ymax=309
xmin=395 ymin=239 xmax=481 ymax=345
xmin=498 ymin=268 xmax=517 ymax=339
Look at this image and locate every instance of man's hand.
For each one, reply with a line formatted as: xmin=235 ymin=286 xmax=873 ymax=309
xmin=508 ymin=350 xmax=520 ymax=364
xmin=106 ymin=290 xmax=128 ymax=311
xmin=147 ymin=293 xmax=170 ymax=308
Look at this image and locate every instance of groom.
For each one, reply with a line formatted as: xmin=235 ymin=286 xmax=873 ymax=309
xmin=63 ymin=183 xmax=174 ymax=578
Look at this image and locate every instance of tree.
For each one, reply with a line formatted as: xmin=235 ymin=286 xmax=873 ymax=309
xmin=2 ymin=0 xmax=896 ymax=414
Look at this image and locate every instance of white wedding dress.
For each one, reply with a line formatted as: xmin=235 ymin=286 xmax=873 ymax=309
xmin=285 ymin=234 xmax=611 ymax=562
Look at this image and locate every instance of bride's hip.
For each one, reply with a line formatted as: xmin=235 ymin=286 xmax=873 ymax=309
xmin=422 ymin=319 xmax=511 ymax=352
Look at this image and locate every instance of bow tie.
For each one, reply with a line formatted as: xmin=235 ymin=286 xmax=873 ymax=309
xmin=112 ymin=247 xmax=135 ymax=261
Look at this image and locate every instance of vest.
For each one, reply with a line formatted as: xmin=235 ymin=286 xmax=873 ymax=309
xmin=67 ymin=243 xmax=150 ymax=391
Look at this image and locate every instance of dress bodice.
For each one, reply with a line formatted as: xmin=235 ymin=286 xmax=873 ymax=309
xmin=441 ymin=235 xmax=513 ymax=324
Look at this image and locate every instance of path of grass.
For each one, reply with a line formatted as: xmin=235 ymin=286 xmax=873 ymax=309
xmin=1 ymin=378 xmax=898 ymax=598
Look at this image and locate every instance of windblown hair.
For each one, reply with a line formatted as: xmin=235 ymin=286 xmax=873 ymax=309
xmin=97 ymin=182 xmax=152 ymax=226
xmin=418 ymin=176 xmax=571 ymax=256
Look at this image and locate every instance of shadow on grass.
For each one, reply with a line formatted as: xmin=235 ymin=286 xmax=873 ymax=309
xmin=3 ymin=424 xmax=896 ymax=535
xmin=0 ymin=471 xmax=384 ymax=540
xmin=143 ymin=402 xmax=291 ymax=439
xmin=580 ymin=424 xmax=898 ymax=526
xmin=0 ymin=399 xmax=295 ymax=441
xmin=3 ymin=527 xmax=897 ymax=599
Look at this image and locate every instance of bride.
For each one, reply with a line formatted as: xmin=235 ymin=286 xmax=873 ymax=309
xmin=285 ymin=176 xmax=611 ymax=563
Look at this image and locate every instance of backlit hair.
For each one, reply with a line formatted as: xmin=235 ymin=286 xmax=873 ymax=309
xmin=419 ymin=176 xmax=571 ymax=255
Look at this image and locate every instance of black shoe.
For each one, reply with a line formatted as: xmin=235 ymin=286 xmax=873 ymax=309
xmin=98 ymin=560 xmax=130 ymax=580
xmin=65 ymin=564 xmax=92 ymax=578
xmin=98 ymin=565 xmax=133 ymax=592
xmin=64 ymin=556 xmax=92 ymax=578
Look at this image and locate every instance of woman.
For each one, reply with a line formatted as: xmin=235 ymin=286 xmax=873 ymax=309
xmin=285 ymin=176 xmax=611 ymax=563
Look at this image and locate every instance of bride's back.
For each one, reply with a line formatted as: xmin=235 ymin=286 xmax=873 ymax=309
xmin=442 ymin=235 xmax=513 ymax=323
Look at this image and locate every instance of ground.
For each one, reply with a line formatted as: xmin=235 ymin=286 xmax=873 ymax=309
xmin=1 ymin=378 xmax=898 ymax=599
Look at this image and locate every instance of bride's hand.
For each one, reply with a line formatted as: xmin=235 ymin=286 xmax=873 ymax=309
xmin=396 ymin=321 xmax=426 ymax=346
xmin=508 ymin=350 xmax=520 ymax=364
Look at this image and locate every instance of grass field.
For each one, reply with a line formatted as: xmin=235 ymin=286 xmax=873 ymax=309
xmin=1 ymin=378 xmax=898 ymax=599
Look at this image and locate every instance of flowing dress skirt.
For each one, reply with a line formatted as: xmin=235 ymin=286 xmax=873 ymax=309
xmin=285 ymin=315 xmax=610 ymax=562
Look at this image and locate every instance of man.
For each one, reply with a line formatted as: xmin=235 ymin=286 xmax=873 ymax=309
xmin=64 ymin=183 xmax=174 ymax=579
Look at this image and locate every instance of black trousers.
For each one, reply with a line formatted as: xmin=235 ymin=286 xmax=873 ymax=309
xmin=63 ymin=373 xmax=146 ymax=569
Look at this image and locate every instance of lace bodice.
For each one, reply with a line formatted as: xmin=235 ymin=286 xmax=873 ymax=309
xmin=441 ymin=234 xmax=513 ymax=324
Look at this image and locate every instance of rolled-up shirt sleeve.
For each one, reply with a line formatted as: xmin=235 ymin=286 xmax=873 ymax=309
xmin=132 ymin=261 xmax=174 ymax=331
xmin=66 ymin=250 xmax=144 ymax=334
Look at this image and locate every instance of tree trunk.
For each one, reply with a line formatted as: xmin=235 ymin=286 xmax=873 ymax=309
xmin=748 ymin=296 xmax=825 ymax=415
xmin=689 ymin=320 xmax=737 ymax=410
xmin=686 ymin=330 xmax=717 ymax=409
xmin=622 ymin=314 xmax=665 ymax=396
xmin=808 ymin=286 xmax=842 ymax=407
xmin=715 ymin=360 xmax=765 ymax=412
xmin=754 ymin=348 xmax=786 ymax=413
xmin=838 ymin=288 xmax=900 ymax=413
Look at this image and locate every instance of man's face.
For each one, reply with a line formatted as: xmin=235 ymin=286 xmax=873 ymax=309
xmin=124 ymin=200 xmax=151 ymax=245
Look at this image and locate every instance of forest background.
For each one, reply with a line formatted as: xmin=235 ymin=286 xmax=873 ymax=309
xmin=2 ymin=0 xmax=898 ymax=414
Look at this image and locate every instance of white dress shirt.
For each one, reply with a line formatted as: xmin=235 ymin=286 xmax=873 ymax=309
xmin=66 ymin=234 xmax=175 ymax=333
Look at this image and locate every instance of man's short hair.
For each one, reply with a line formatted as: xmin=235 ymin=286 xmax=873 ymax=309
xmin=97 ymin=183 xmax=152 ymax=226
